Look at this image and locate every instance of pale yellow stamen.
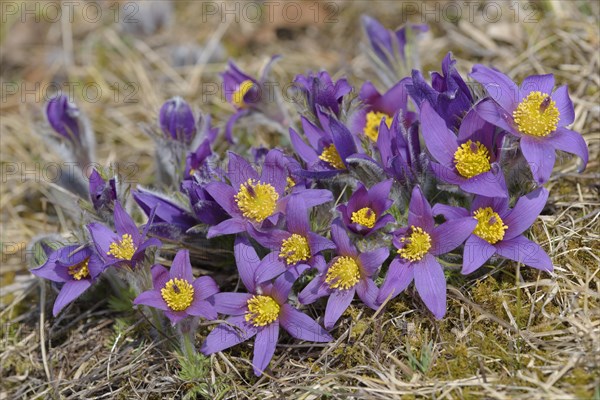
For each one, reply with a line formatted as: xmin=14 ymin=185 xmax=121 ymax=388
xmin=364 ymin=111 xmax=392 ymax=142
xmin=513 ymin=91 xmax=559 ymax=137
xmin=161 ymin=278 xmax=195 ymax=311
xmin=325 ymin=256 xmax=361 ymax=290
xmin=245 ymin=295 xmax=280 ymax=326
xmin=397 ymin=226 xmax=432 ymax=262
xmin=351 ymin=207 xmax=377 ymax=228
xmin=68 ymin=258 xmax=90 ymax=280
xmin=319 ymin=144 xmax=345 ymax=170
xmin=453 ymin=140 xmax=491 ymax=178
xmin=107 ymin=234 xmax=137 ymax=260
xmin=279 ymin=234 xmax=311 ymax=265
xmin=234 ymin=179 xmax=279 ymax=223
xmin=473 ymin=207 xmax=508 ymax=244
xmin=232 ymin=80 xmax=254 ymax=109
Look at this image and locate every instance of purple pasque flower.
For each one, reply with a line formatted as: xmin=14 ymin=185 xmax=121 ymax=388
xmin=180 ymin=180 xmax=229 ymax=226
xmin=248 ymin=195 xmax=335 ymax=284
xmin=201 ymin=237 xmax=332 ymax=376
xmin=376 ymin=186 xmax=477 ymax=319
xmin=221 ymin=57 xmax=280 ymax=143
xmin=159 ymin=96 xmax=197 ymax=144
xmin=134 ymin=249 xmax=219 ymax=325
xmin=30 ymin=244 xmax=105 ymax=316
xmin=205 ymin=149 xmax=333 ymax=238
xmin=337 ymin=179 xmax=395 ymax=236
xmin=293 ymin=70 xmax=352 ymax=118
xmin=298 ymin=219 xmax=389 ymax=329
xmin=348 ymin=80 xmax=416 ymax=142
xmin=88 ymin=169 xmax=116 ymax=212
xmin=433 ymin=187 xmax=552 ymax=275
xmin=87 ymin=201 xmax=162 ymax=268
xmin=407 ymin=52 xmax=474 ymax=130
xmin=470 ymin=66 xmax=588 ymax=184
xmin=289 ymin=114 xmax=359 ymax=179
xmin=46 ymin=94 xmax=82 ymax=144
xmin=420 ymin=102 xmax=507 ymax=197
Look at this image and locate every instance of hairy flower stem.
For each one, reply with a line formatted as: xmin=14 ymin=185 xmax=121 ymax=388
xmin=177 ymin=318 xmax=199 ymax=358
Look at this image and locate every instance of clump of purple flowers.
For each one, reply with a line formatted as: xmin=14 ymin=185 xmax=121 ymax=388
xmin=30 ymin=15 xmax=588 ymax=378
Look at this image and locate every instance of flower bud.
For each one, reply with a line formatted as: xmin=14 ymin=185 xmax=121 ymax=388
xmin=46 ymin=94 xmax=81 ymax=143
xmin=159 ymin=97 xmax=197 ymax=144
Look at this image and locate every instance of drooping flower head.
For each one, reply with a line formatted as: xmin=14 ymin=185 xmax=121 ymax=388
xmin=298 ymin=220 xmax=389 ymax=329
xmin=433 ymin=187 xmax=552 ymax=275
xmin=337 ymin=179 xmax=395 ymax=236
xmin=377 ymin=186 xmax=476 ymax=319
xmin=159 ymin=96 xmax=197 ymax=144
xmin=87 ymin=201 xmax=162 ymax=268
xmin=249 ymin=195 xmax=335 ymax=284
xmin=407 ymin=52 xmax=474 ymax=130
xmin=201 ymin=237 xmax=332 ymax=376
xmin=205 ymin=149 xmax=333 ymax=238
xmin=290 ymin=114 xmax=359 ymax=179
xmin=30 ymin=244 xmax=106 ymax=316
xmin=348 ymin=80 xmax=415 ymax=142
xmin=293 ymin=70 xmax=352 ymax=119
xmin=470 ymin=66 xmax=588 ymax=183
xmin=420 ymin=102 xmax=507 ymax=197
xmin=134 ymin=249 xmax=219 ymax=325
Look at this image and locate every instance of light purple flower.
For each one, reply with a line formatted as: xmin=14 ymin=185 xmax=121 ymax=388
xmin=201 ymin=237 xmax=332 ymax=376
xmin=87 ymin=201 xmax=162 ymax=268
xmin=249 ymin=195 xmax=335 ymax=284
xmin=376 ymin=186 xmax=477 ymax=319
xmin=337 ymin=179 xmax=395 ymax=236
xmin=30 ymin=244 xmax=105 ymax=316
xmin=134 ymin=249 xmax=219 ymax=325
xmin=298 ymin=219 xmax=389 ymax=329
xmin=420 ymin=102 xmax=507 ymax=197
xmin=470 ymin=66 xmax=588 ymax=183
xmin=205 ymin=149 xmax=332 ymax=238
xmin=433 ymin=187 xmax=552 ymax=275
xmin=290 ymin=114 xmax=359 ymax=179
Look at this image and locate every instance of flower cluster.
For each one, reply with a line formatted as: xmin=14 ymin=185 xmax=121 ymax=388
xmin=31 ymin=16 xmax=588 ymax=378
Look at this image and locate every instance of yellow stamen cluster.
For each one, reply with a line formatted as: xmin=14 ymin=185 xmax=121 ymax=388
xmin=279 ymin=234 xmax=311 ymax=265
xmin=161 ymin=278 xmax=195 ymax=311
xmin=319 ymin=144 xmax=345 ymax=170
xmin=473 ymin=207 xmax=508 ymax=244
xmin=397 ymin=226 xmax=432 ymax=261
xmin=513 ymin=91 xmax=559 ymax=137
xmin=68 ymin=258 xmax=90 ymax=280
xmin=235 ymin=179 xmax=279 ymax=223
xmin=364 ymin=111 xmax=393 ymax=142
xmin=325 ymin=256 xmax=361 ymax=290
xmin=232 ymin=80 xmax=254 ymax=109
xmin=351 ymin=207 xmax=377 ymax=228
xmin=107 ymin=234 xmax=137 ymax=260
xmin=453 ymin=140 xmax=492 ymax=178
xmin=285 ymin=176 xmax=296 ymax=191
xmin=245 ymin=295 xmax=280 ymax=326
